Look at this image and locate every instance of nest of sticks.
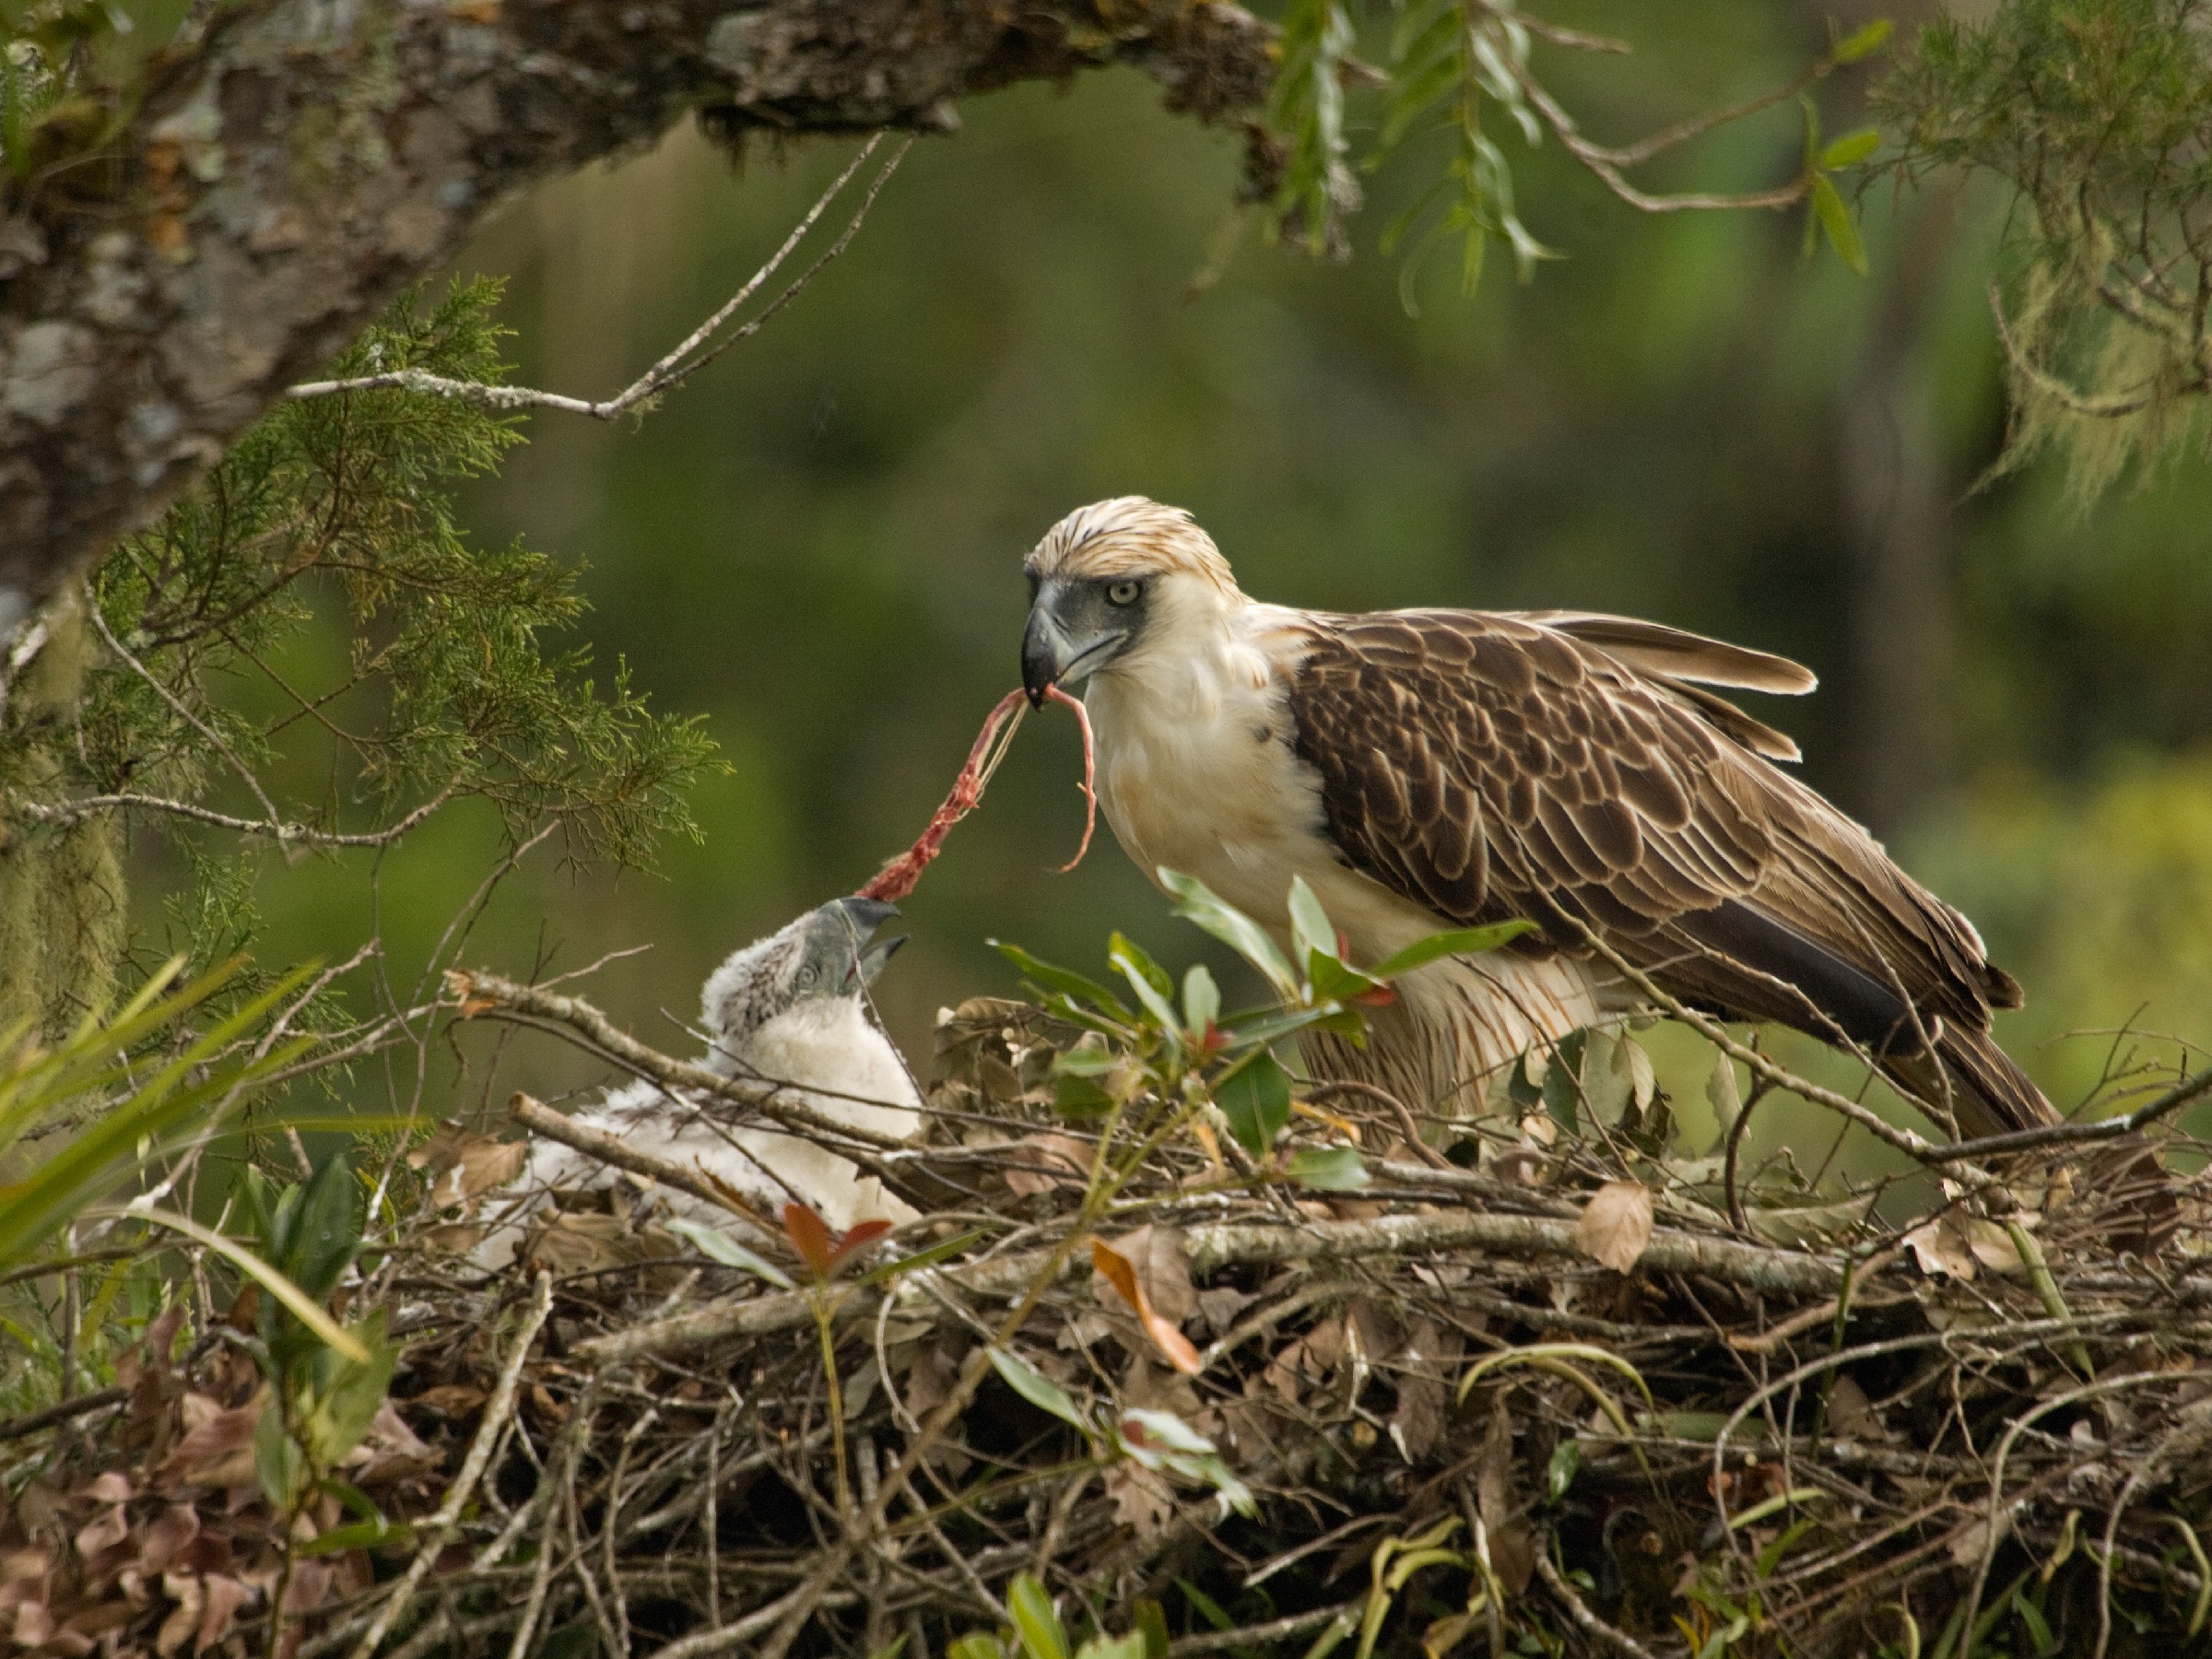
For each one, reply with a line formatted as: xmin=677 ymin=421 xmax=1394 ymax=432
xmin=10 ymin=981 xmax=2212 ymax=1659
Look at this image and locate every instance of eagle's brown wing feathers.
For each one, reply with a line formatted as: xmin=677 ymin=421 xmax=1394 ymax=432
xmin=1285 ymin=608 xmax=2053 ymax=1138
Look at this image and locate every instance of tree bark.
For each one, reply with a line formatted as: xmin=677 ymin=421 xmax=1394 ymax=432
xmin=0 ymin=0 xmax=1271 ymax=628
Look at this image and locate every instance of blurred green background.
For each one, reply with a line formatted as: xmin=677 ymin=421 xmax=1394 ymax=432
xmin=221 ymin=1 xmax=2212 ymax=1145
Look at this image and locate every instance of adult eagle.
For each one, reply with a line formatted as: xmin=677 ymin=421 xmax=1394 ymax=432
xmin=1018 ymin=496 xmax=2048 ymax=1141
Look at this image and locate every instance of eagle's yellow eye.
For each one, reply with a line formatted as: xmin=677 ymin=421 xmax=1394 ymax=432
xmin=1106 ymin=580 xmax=1142 ymax=606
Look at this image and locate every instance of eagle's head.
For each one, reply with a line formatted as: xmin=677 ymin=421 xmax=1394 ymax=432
xmin=700 ymin=896 xmax=904 ymax=1050
xmin=1020 ymin=497 xmax=1241 ymax=706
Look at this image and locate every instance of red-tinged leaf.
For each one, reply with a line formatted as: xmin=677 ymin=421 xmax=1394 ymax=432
xmin=826 ymin=1218 xmax=893 ymax=1271
xmin=1200 ymin=1018 xmax=1228 ymax=1057
xmin=1089 ymin=1239 xmax=1203 ymax=1375
xmin=782 ymin=1203 xmax=835 ymax=1279
xmin=1350 ymin=985 xmax=1397 ymax=1008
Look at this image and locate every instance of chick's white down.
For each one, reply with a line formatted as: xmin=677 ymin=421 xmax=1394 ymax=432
xmin=472 ymin=900 xmax=924 ymax=1269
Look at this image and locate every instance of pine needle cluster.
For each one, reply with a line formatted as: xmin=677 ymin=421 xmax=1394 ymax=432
xmin=0 ymin=279 xmax=718 ymax=1034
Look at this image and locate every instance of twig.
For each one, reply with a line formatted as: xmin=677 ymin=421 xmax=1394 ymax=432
xmin=1726 ymin=1243 xmax=1910 ymax=1355
xmin=1533 ymin=1547 xmax=1658 ymax=1659
xmin=14 ymin=784 xmax=456 ymax=849
xmin=448 ymin=970 xmax=910 ymax=1152
xmin=288 ymin=138 xmax=907 ymax=418
xmin=579 ymin=1205 xmax=1844 ymax=1364
xmin=1307 ymin=1079 xmax=1455 ymax=1170
xmin=86 ymin=597 xmax=289 ymax=843
xmin=0 ymin=614 xmax=51 ymax=728
xmin=1505 ymin=51 xmax=1809 ymax=215
xmin=345 ymin=1273 xmax=553 ymax=1659
xmin=0 ymin=1385 xmax=127 ymax=1443
xmin=506 ymin=1091 xmax=769 ymax=1227
xmin=1574 ymin=930 xmax=2006 ymax=1192
xmin=1925 ymin=1062 xmax=2212 ymax=1161
xmin=1168 ymin=1601 xmax=1365 ymax=1655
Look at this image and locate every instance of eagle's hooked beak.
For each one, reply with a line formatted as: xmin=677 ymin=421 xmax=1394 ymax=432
xmin=1022 ymin=582 xmax=1124 ymax=708
xmin=1021 ymin=602 xmax=1073 ymax=708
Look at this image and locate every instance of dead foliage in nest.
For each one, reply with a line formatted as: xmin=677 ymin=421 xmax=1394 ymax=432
xmin=11 ymin=948 xmax=2212 ymax=1659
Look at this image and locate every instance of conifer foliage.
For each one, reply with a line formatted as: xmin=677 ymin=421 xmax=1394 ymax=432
xmin=0 ymin=279 xmax=716 ymax=1034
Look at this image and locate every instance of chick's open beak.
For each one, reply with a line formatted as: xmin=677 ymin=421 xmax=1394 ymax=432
xmin=850 ymin=933 xmax=906 ymax=988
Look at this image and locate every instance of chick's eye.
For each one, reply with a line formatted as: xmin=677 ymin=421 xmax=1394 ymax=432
xmin=795 ymin=965 xmax=818 ymax=988
xmin=1106 ymin=580 xmax=1142 ymax=606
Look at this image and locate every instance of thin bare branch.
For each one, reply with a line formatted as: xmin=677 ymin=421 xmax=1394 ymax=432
xmin=286 ymin=138 xmax=909 ymax=420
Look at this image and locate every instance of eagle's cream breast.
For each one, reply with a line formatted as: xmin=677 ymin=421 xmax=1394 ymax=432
xmin=1082 ymin=591 xmax=1603 ymax=1109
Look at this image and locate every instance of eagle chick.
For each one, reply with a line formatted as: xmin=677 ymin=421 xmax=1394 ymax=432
xmin=474 ymin=897 xmax=924 ymax=1269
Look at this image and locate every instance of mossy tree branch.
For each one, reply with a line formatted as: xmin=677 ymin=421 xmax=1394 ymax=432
xmin=0 ymin=0 xmax=1275 ymax=623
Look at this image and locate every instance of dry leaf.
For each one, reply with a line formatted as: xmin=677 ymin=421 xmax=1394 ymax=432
xmin=409 ymin=1384 xmax=488 ymax=1419
xmin=1089 ymin=1237 xmax=1201 ymax=1374
xmin=162 ymin=1397 xmax=263 ymax=1490
xmin=1103 ymin=1462 xmax=1173 ymax=1540
xmin=1002 ymin=1133 xmax=1091 ymax=1196
xmin=1825 ymin=1375 xmax=1881 ymax=1441
xmin=1574 ymin=1181 xmax=1654 ymax=1273
xmin=1903 ymin=1217 xmax=1979 ymax=1280
xmin=408 ymin=1122 xmax=527 ymax=1208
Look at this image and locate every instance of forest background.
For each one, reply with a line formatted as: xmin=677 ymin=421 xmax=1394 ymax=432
xmin=207 ymin=0 xmax=2212 ymax=1135
xmin=10 ymin=0 xmax=2212 ymax=1187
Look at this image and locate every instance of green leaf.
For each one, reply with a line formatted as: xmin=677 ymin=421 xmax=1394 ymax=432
xmin=1159 ymin=869 xmax=1299 ymax=1002
xmin=1007 ymin=1572 xmax=1070 ymax=1659
xmin=991 ymin=942 xmax=1133 ymax=1022
xmin=1053 ymin=1073 xmax=1117 ymax=1120
xmin=1547 ymin=1438 xmax=1581 ymax=1500
xmin=1109 ymin=934 xmax=1183 ymax=1039
xmin=296 ymin=1515 xmax=414 ymax=1557
xmin=1368 ymin=921 xmax=1535 ymax=981
xmin=1306 ymin=953 xmax=1383 ymax=1005
xmin=988 ymin=1347 xmax=1089 ymax=1431
xmin=1809 ymin=173 xmax=1867 ymax=275
xmin=284 ymin=1151 xmax=362 ymax=1303
xmin=1175 ymin=1580 xmax=1234 ymax=1633
xmin=1133 ymin=1600 xmax=1170 ymax=1659
xmin=1818 ymin=126 xmax=1881 ymax=170
xmin=1830 ymin=17 xmax=1891 ymax=63
xmin=255 ymin=1395 xmax=305 ymax=1508
xmin=1287 ymin=1147 xmax=1370 ymax=1192
xmin=1076 ymin=1637 xmax=1147 ymax=1659
xmin=1182 ymin=965 xmax=1220 ymax=1035
xmin=1214 ymin=1051 xmax=1293 ymax=1157
xmin=1541 ymin=1030 xmax=1587 ymax=1135
xmin=857 ymin=1228 xmax=988 ymax=1286
xmin=948 ymin=1638 xmax=1006 ymax=1659
xmin=301 ymin=1312 xmax=397 ymax=1468
xmin=1287 ymin=876 xmax=1336 ymax=969
xmin=665 ymin=1218 xmax=796 ymax=1288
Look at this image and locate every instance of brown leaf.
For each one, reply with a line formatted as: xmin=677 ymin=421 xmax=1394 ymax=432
xmin=1389 ymin=1316 xmax=1460 ymax=1464
xmin=1825 ymin=1375 xmax=1881 ymax=1442
xmin=903 ymin=1345 xmax=957 ymax=1426
xmin=159 ymin=1599 xmax=221 ymax=1659
xmin=1476 ymin=1409 xmax=1535 ymax=1594
xmin=1102 ymin=1462 xmax=1172 ymax=1541
xmin=197 ymin=1572 xmax=253 ymax=1652
xmin=139 ymin=1507 xmax=200 ymax=1576
xmin=1001 ymin=1133 xmax=1091 ymax=1196
xmin=114 ymin=1307 xmax=186 ymax=1391
xmin=407 ymin=1384 xmax=488 ymax=1419
xmin=1574 ymin=1181 xmax=1654 ymax=1274
xmin=408 ymin=1123 xmax=527 ymax=1208
xmin=163 ymin=1396 xmax=263 ymax=1490
xmin=1902 ymin=1217 xmax=1978 ymax=1280
xmin=1089 ymin=1238 xmax=1201 ymax=1375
